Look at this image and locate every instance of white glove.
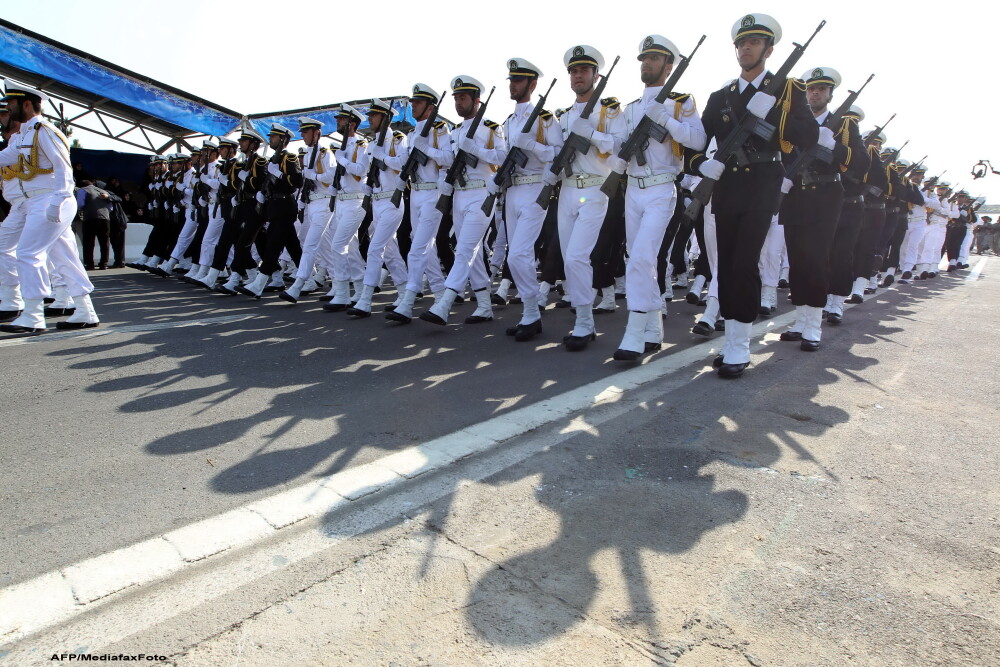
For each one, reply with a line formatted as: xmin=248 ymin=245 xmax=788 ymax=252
xmin=231 ymin=196 xmax=239 ymax=207
xmin=542 ymin=170 xmax=559 ymax=187
xmin=746 ymin=92 xmax=776 ymax=120
xmin=698 ymin=158 xmax=725 ymax=181
xmin=780 ymin=178 xmax=793 ymax=194
xmin=486 ymin=179 xmax=501 ymax=196
xmin=411 ymin=134 xmax=430 ymax=153
xmin=267 ymin=162 xmax=282 ymax=178
xmin=606 ymin=155 xmax=628 ymax=173
xmin=644 ymin=103 xmax=673 ymax=127
xmin=362 ymin=184 xmax=373 ymax=197
xmin=46 ymin=201 xmax=62 ymax=223
xmin=459 ymin=136 xmax=483 ymax=157
xmin=218 ymin=173 xmax=228 ymax=186
xmin=817 ymin=127 xmax=836 ymax=151
xmin=171 ymin=205 xmax=180 ymax=213
xmin=297 ymin=200 xmax=306 ymax=212
xmin=370 ymin=144 xmax=387 ymax=161
xmin=198 ymin=197 xmax=208 ymax=206
xmin=147 ymin=202 xmax=153 ymax=211
xmin=255 ymin=191 xmax=265 ymax=204
xmin=335 ymin=151 xmax=352 ymax=168
xmin=302 ymin=168 xmax=317 ymax=181
xmin=438 ymin=177 xmax=454 ymax=197
xmin=154 ymin=182 xmax=162 ymax=190
xmin=237 ymin=169 xmax=249 ymax=181
xmin=514 ymin=132 xmax=537 ymax=152
xmin=570 ymin=117 xmax=595 ymax=141
xmin=184 ymin=187 xmax=194 ymax=197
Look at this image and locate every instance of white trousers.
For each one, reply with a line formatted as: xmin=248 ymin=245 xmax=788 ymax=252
xmin=17 ymin=194 xmax=93 ymax=299
xmin=899 ymin=219 xmax=928 ymax=272
xmin=295 ymin=200 xmax=333 ymax=280
xmin=325 ymin=198 xmax=366 ymax=282
xmin=557 ymin=184 xmax=609 ymax=307
xmin=0 ymin=198 xmax=26 ymax=287
xmin=704 ymin=200 xmax=719 ymax=300
xmin=758 ymin=214 xmax=784 ymax=287
xmin=198 ymin=209 xmax=226 ymax=268
xmin=444 ymin=188 xmax=494 ymax=293
xmin=917 ymin=223 xmax=947 ymax=267
xmin=364 ymin=198 xmax=407 ymax=287
xmin=624 ymin=181 xmax=676 ymax=312
xmin=404 ymin=189 xmax=446 ymax=294
xmin=170 ymin=207 xmax=199 ymax=260
xmin=959 ymin=227 xmax=974 ymax=263
xmin=504 ymin=182 xmax=547 ymax=304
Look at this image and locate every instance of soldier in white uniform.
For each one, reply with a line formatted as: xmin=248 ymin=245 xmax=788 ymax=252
xmin=552 ymin=45 xmax=628 ymax=351
xmin=916 ymin=181 xmax=953 ymax=278
xmin=189 ymin=137 xmax=235 ymax=286
xmin=154 ymin=146 xmax=206 ymax=276
xmin=0 ymin=82 xmax=98 ymax=334
xmin=322 ymin=104 xmax=369 ymax=311
xmin=0 ymin=98 xmax=27 ymax=322
xmin=494 ymin=57 xmax=563 ymax=341
xmin=348 ymin=99 xmax=409 ymax=317
xmin=280 ymin=117 xmax=335 ymax=303
xmin=386 ymin=84 xmax=451 ymax=324
xmin=614 ymin=35 xmax=706 ymax=360
xmin=419 ymin=76 xmax=507 ymax=326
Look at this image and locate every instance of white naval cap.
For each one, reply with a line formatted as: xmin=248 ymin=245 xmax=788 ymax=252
xmin=297 ymin=116 xmax=323 ymax=131
xmin=637 ymin=34 xmax=680 ymax=62
xmin=202 ymin=139 xmax=219 ymax=150
xmin=879 ymin=146 xmax=898 ymax=156
xmin=451 ymin=75 xmax=485 ymax=96
xmin=506 ymin=58 xmax=543 ymax=79
xmin=268 ymin=123 xmax=293 ymax=139
xmin=732 ymin=13 xmax=782 ymax=45
xmin=936 ymin=180 xmax=951 ymax=188
xmin=240 ymin=127 xmax=265 ymax=143
xmin=564 ymin=45 xmax=605 ymax=70
xmin=863 ymin=128 xmax=886 ymax=144
xmin=802 ymin=66 xmax=841 ymax=88
xmin=219 ymin=137 xmax=239 ymax=148
xmin=896 ymin=159 xmax=911 ymax=169
xmin=1 ymin=80 xmax=50 ymax=104
xmin=150 ymin=154 xmax=166 ymax=163
xmin=336 ymin=103 xmax=365 ymax=124
xmin=410 ymin=83 xmax=442 ymax=105
xmin=844 ymin=105 xmax=865 ymax=122
xmin=368 ymin=98 xmax=393 ymax=115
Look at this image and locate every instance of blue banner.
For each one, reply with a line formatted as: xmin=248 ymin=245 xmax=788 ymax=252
xmin=248 ymin=99 xmax=416 ymax=141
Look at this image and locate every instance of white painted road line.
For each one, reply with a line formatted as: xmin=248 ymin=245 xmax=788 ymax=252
xmin=1 ymin=260 xmax=989 ymax=647
xmin=967 ymin=256 xmax=988 ymax=281
xmin=0 ymin=314 xmax=257 ymax=348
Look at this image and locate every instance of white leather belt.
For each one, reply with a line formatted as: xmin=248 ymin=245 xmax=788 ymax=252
xmin=20 ymin=187 xmax=54 ymax=199
xmin=309 ymin=193 xmax=333 ymax=202
xmin=627 ymin=173 xmax=676 ymax=189
xmin=563 ymin=174 xmax=604 ymax=188
xmin=510 ymin=174 xmax=542 ymax=186
xmin=336 ymin=192 xmax=366 ymax=201
xmin=372 ymin=191 xmax=395 ymax=201
xmin=411 ymin=182 xmax=438 ymax=191
xmin=455 ymin=179 xmax=487 ymax=191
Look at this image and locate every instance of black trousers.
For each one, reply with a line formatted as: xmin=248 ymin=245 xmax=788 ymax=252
xmin=141 ymin=211 xmax=169 ymax=258
xmin=669 ymin=218 xmax=693 ymax=275
xmin=258 ymin=198 xmax=302 ymax=276
xmin=185 ymin=207 xmax=210 ymax=263
xmin=882 ymin=211 xmax=908 ymax=270
xmin=110 ymin=223 xmax=125 ymax=266
xmin=780 ymin=182 xmax=844 ymax=308
xmin=82 ymin=218 xmax=110 ymax=268
xmin=656 ymin=187 xmax=688 ymax=293
xmin=211 ymin=203 xmax=240 ymax=271
xmin=590 ymin=189 xmax=626 ymax=289
xmin=537 ymin=194 xmax=564 ymax=284
xmin=945 ymin=224 xmax=968 ymax=261
xmin=712 ymin=163 xmax=783 ymax=324
xmin=828 ymin=201 xmax=865 ymax=297
xmin=229 ymin=201 xmax=266 ymax=275
xmin=852 ymin=205 xmax=886 ymax=280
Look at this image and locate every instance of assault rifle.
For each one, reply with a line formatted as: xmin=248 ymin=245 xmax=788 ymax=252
xmin=683 ymin=20 xmax=826 ymax=221
xmin=864 ymin=113 xmax=895 ymax=148
xmin=599 ymin=36 xmax=706 ymax=198
xmin=436 ymin=86 xmax=496 ymax=215
xmin=391 ymin=91 xmax=447 ymax=208
xmin=536 ymin=55 xmax=621 ymax=210
xmin=363 ymin=108 xmax=393 ymax=209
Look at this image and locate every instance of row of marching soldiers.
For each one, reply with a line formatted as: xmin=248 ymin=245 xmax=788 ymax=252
xmin=124 ymin=14 xmax=981 ymax=378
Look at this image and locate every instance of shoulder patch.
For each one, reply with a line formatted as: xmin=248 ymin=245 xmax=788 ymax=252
xmin=433 ymin=120 xmax=447 ymax=129
xmin=601 ymin=97 xmax=620 ymax=109
xmin=392 ymin=130 xmax=405 ymax=139
xmin=484 ymin=120 xmax=499 ymax=129
xmin=667 ymin=92 xmax=691 ymax=103
xmin=539 ymin=109 xmax=553 ymax=120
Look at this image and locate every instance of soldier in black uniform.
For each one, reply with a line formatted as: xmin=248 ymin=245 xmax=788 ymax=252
xmin=847 ymin=131 xmax=890 ymax=303
xmin=686 ymin=13 xmax=818 ymax=377
xmin=236 ymin=123 xmax=303 ymax=298
xmin=216 ymin=128 xmax=267 ymax=295
xmin=777 ymin=67 xmax=864 ymax=351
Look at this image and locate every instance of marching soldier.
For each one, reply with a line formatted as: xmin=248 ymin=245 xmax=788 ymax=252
xmin=845 ymin=130 xmax=889 ymax=302
xmin=550 ymin=46 xmax=627 ymax=351
xmin=129 ymin=155 xmax=167 ymax=270
xmin=280 ymin=117 xmax=335 ymax=303
xmin=896 ymin=164 xmax=930 ymax=284
xmin=217 ymin=127 xmax=267 ymax=294
xmin=614 ymin=35 xmax=706 ymax=360
xmin=419 ymin=75 xmax=507 ymax=326
xmin=0 ymin=99 xmax=26 ymax=322
xmin=191 ymin=137 xmax=237 ymax=288
xmin=0 ymin=81 xmax=99 ymax=333
xmin=153 ymin=147 xmax=203 ymax=276
xmin=916 ymin=180 xmax=955 ymax=278
xmin=386 ymin=84 xmax=451 ymax=324
xmin=687 ymin=14 xmax=818 ymax=376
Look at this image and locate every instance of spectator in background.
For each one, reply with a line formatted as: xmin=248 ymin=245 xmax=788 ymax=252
xmin=73 ymin=162 xmax=92 ymax=187
xmin=76 ymin=179 xmax=112 ymax=269
xmin=106 ymin=177 xmax=124 ymax=197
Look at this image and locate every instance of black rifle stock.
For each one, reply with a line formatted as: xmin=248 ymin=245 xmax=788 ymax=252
xmin=436 ymin=86 xmax=496 ymax=215
xmin=363 ymin=111 xmax=394 ymax=208
xmin=683 ymin=20 xmax=826 ymax=221
xmin=480 ymin=78 xmax=558 ymax=216
xmin=899 ymin=154 xmax=928 ymax=180
xmin=299 ymin=135 xmax=321 ymax=204
xmin=599 ymin=36 xmax=706 ymax=198
xmin=536 ymin=56 xmax=621 ymax=210
xmin=391 ymin=91 xmax=447 ymax=208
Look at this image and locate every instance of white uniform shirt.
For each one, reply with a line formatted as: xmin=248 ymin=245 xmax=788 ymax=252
xmin=370 ymin=132 xmax=409 ymax=194
xmin=447 ymin=118 xmax=506 ymax=184
xmin=0 ymin=117 xmax=73 ymax=198
xmin=409 ymin=119 xmax=452 ymax=186
xmin=558 ymin=99 xmax=627 ymax=178
xmin=624 ymin=88 xmax=706 ymax=178
xmin=502 ymin=101 xmax=563 ymax=176
xmin=334 ymin=136 xmax=370 ymax=194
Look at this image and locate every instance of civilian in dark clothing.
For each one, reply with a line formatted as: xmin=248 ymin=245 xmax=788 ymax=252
xmin=78 ymin=180 xmax=113 ymax=269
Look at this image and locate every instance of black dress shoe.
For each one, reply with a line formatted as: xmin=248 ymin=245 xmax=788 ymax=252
xmin=419 ymin=311 xmax=446 ymax=325
xmin=563 ymin=332 xmax=595 ymax=351
xmin=490 ymin=293 xmax=507 ymax=306
xmin=644 ymin=342 xmax=662 ymax=353
xmin=593 ymin=305 xmax=616 ymax=315
xmin=714 ymin=320 xmax=725 ymax=331
xmin=712 ymin=354 xmax=724 ymax=368
xmin=317 ymin=294 xmax=334 ymax=302
xmin=148 ymin=266 xmax=170 ymax=277
xmin=43 ymin=307 xmax=75 ymax=318
xmin=111 ymin=263 xmax=126 ymax=269
xmin=780 ymin=331 xmax=803 ymax=341
xmin=901 ymin=271 xmax=913 ymax=280
xmin=323 ymin=302 xmax=349 ymax=312
xmin=846 ymin=294 xmax=864 ymax=304
xmin=927 ymin=271 xmax=937 ymax=278
xmin=464 ymin=314 xmax=493 ymax=324
xmin=278 ymin=291 xmax=298 ymax=304
xmin=691 ymin=321 xmax=714 ymax=337
xmin=385 ymin=309 xmax=412 ymax=324
xmin=346 ymin=307 xmax=371 ymax=318
xmin=454 ymin=295 xmax=465 ymax=304
xmin=0 ymin=323 xmax=44 ymax=335
xmin=959 ymin=263 xmax=969 ymax=269
xmin=685 ymin=292 xmax=701 ymax=305
xmin=863 ymin=287 xmax=876 ymax=295
xmin=717 ymin=362 xmax=749 ymax=378
xmin=800 ymin=339 xmax=820 ymax=352
xmin=758 ymin=305 xmax=774 ymax=318
xmin=44 ymin=297 xmax=55 ymax=304
xmin=55 ymin=320 xmax=99 ymax=330
xmin=613 ymin=348 xmax=642 ymax=361
xmin=777 ymin=279 xmax=789 ymax=289
xmin=514 ymin=320 xmax=542 ymax=341
xmin=505 ymin=323 xmax=519 ymax=336
xmin=826 ymin=312 xmax=842 ymax=325
xmin=263 ymin=284 xmax=285 ymax=292
xmin=509 ymin=296 xmax=522 ymax=304
xmin=84 ymin=264 xmax=95 ymax=271
xmin=615 ymin=292 xmax=627 ymax=301
xmin=0 ymin=309 xmax=22 ymax=323
xmin=918 ymin=271 xmax=929 ymax=280
xmin=554 ymin=298 xmax=571 ymax=309
xmin=215 ymin=284 xmax=237 ymax=295
xmin=881 ymin=274 xmax=895 ymax=288
xmin=234 ymin=286 xmax=261 ymax=299
xmin=946 ymin=265 xmax=957 ymax=272
xmin=821 ymin=310 xmax=829 ymax=320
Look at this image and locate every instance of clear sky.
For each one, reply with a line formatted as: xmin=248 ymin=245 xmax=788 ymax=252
xmin=4 ymin=0 xmax=999 ymax=201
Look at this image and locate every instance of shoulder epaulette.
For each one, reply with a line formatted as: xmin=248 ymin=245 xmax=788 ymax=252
xmin=667 ymin=92 xmax=691 ymax=103
xmin=601 ymin=97 xmax=620 ymax=109
xmin=484 ymin=120 xmax=499 ymax=129
xmin=433 ymin=120 xmax=447 ymax=129
xmin=319 ymin=147 xmax=328 ymax=153
xmin=539 ymin=109 xmax=553 ymax=120
xmin=789 ymin=78 xmax=807 ymax=90
xmin=555 ymin=107 xmax=570 ymax=118
xmin=392 ymin=130 xmax=405 ymax=139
